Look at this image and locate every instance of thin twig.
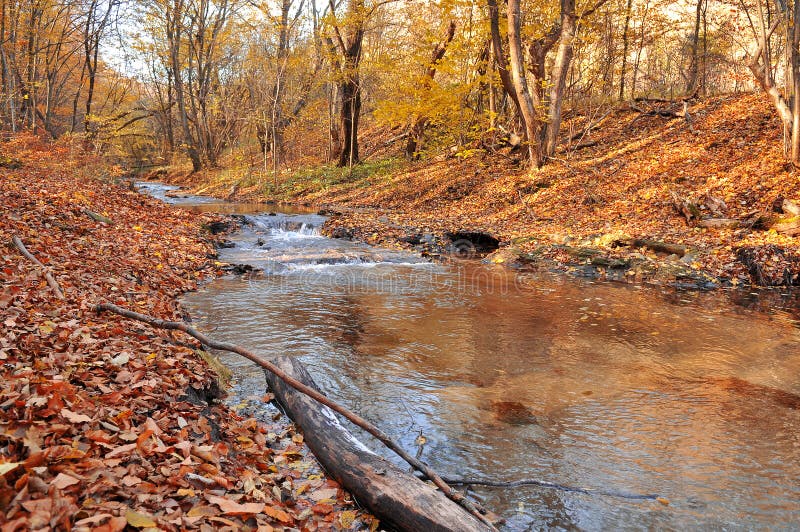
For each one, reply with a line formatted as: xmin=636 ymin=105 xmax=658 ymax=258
xmin=437 ymin=476 xmax=661 ymax=502
xmin=94 ymin=302 xmax=496 ymax=530
xmin=12 ymin=235 xmax=65 ymax=299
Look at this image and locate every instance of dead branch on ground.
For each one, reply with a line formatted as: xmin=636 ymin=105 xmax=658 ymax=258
xmin=94 ymin=302 xmax=496 ymax=530
xmin=12 ymin=235 xmax=65 ymax=299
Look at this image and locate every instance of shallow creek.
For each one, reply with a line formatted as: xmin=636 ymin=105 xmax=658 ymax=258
xmin=139 ymin=182 xmax=800 ymax=530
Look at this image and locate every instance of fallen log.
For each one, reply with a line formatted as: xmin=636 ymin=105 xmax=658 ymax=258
xmin=12 ymin=235 xmax=65 ymax=299
xmin=266 ymin=356 xmax=491 ymax=532
xmin=571 ymin=140 xmax=598 ymax=151
xmin=93 ymin=303 xmax=494 ymax=531
xmin=630 ymin=238 xmax=687 ymax=256
xmin=615 ymin=237 xmax=687 ymax=257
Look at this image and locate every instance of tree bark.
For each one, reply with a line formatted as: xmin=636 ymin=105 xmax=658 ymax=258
xmin=167 ymin=0 xmax=202 ymax=172
xmin=330 ymin=0 xmax=365 ymax=168
xmin=506 ymin=0 xmax=541 ymax=167
xmin=486 ymin=0 xmax=522 ymax=120
xmin=93 ymin=303 xmax=496 ymax=530
xmin=791 ymin=0 xmax=800 ymax=165
xmin=618 ymin=0 xmax=632 ymax=100
xmin=685 ymin=0 xmax=703 ymax=96
xmin=544 ymin=0 xmax=576 ymax=157
xmin=266 ymin=356 xmax=491 ymax=532
xmin=406 ymin=20 xmax=456 ymax=160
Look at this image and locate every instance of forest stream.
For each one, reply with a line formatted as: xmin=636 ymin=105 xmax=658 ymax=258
xmin=138 ymin=182 xmax=800 ymax=531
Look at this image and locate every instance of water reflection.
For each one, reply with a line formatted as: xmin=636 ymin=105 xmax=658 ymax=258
xmin=165 ymin=200 xmax=800 ymax=530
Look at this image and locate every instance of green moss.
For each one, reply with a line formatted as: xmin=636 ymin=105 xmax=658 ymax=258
xmin=261 ymin=158 xmax=405 ymax=200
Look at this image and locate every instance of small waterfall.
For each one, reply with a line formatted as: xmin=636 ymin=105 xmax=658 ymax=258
xmin=245 ymin=214 xmax=323 ymax=237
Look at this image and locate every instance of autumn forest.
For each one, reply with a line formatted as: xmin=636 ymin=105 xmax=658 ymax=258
xmin=3 ymin=0 xmax=800 ymax=530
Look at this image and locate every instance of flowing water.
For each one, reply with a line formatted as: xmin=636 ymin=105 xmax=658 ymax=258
xmin=140 ymin=182 xmax=800 ymax=530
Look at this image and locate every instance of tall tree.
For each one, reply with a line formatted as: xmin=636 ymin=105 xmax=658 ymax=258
xmin=327 ymin=0 xmax=366 ymax=167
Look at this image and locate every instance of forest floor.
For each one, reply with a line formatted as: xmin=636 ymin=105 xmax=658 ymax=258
xmin=171 ymin=92 xmax=800 ymax=288
xmin=0 ymin=135 xmax=376 ymax=531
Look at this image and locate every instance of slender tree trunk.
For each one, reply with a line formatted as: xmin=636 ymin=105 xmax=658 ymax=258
xmin=406 ymin=20 xmax=456 ymax=160
xmin=506 ymin=0 xmax=541 ymax=167
xmin=168 ymin=0 xmax=202 ymax=172
xmin=544 ymin=0 xmax=576 ymax=157
xmin=337 ymin=72 xmax=360 ymax=167
xmin=686 ymin=0 xmax=703 ymax=96
xmin=333 ymin=0 xmax=365 ymax=168
xmin=270 ymin=0 xmax=291 ymax=170
xmin=618 ymin=0 xmax=633 ymax=100
xmin=791 ymin=0 xmax=800 ymax=165
xmin=486 ymin=0 xmax=522 ymax=121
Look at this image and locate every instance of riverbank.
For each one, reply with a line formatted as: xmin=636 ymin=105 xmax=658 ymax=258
xmin=161 ymin=93 xmax=800 ymax=289
xmin=0 ymin=135 xmax=374 ymax=530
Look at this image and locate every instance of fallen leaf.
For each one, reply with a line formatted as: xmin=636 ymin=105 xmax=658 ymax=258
xmin=207 ymin=494 xmax=265 ymax=515
xmin=186 ymin=505 xmax=217 ymax=518
xmin=74 ymin=513 xmax=114 ymax=526
xmin=60 ymin=408 xmax=92 ymax=424
xmin=51 ymin=472 xmax=80 ymax=489
xmin=125 ymin=508 xmax=157 ymax=528
xmin=121 ymin=475 xmax=142 ymax=487
xmin=263 ymin=505 xmax=293 ymax=523
xmin=339 ymin=510 xmax=357 ymax=528
xmin=110 ymin=353 xmax=130 ymax=366
xmin=0 ymin=462 xmax=21 ymax=476
xmin=105 ymin=442 xmax=137 ymax=459
xmin=310 ymin=487 xmax=338 ymax=501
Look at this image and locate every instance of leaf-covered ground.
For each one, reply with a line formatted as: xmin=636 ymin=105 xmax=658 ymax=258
xmin=0 ymin=135 xmax=375 ymax=531
xmin=182 ymin=93 xmax=800 ymax=287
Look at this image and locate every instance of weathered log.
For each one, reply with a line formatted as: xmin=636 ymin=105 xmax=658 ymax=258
xmin=266 ymin=356 xmax=491 ymax=532
xmin=12 ymin=235 xmax=65 ymax=299
xmin=627 ymin=238 xmax=687 ymax=257
xmin=93 ymin=303 xmax=495 ymax=530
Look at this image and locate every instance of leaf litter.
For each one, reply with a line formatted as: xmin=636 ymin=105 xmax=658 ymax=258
xmin=0 ymin=134 xmax=376 ymax=531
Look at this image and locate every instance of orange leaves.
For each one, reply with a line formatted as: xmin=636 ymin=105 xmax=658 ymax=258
xmin=206 ymin=495 xmax=267 ymax=516
xmin=262 ymin=505 xmax=293 ymax=523
xmin=0 ymin=137 xmax=372 ymax=531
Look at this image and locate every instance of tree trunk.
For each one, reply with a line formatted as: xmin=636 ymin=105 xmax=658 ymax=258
xmin=506 ymin=0 xmax=541 ymax=167
xmin=333 ymin=0 xmax=365 ymax=168
xmin=792 ymin=0 xmax=800 ymax=165
xmin=406 ymin=20 xmax=456 ymax=160
xmin=486 ymin=0 xmax=522 ymax=121
xmin=686 ymin=0 xmax=703 ymax=96
xmin=544 ymin=0 xmax=576 ymax=157
xmin=168 ymin=0 xmax=203 ymax=172
xmin=337 ymin=74 xmax=361 ymax=167
xmin=265 ymin=356 xmax=491 ymax=532
xmin=618 ymin=0 xmax=632 ymax=100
